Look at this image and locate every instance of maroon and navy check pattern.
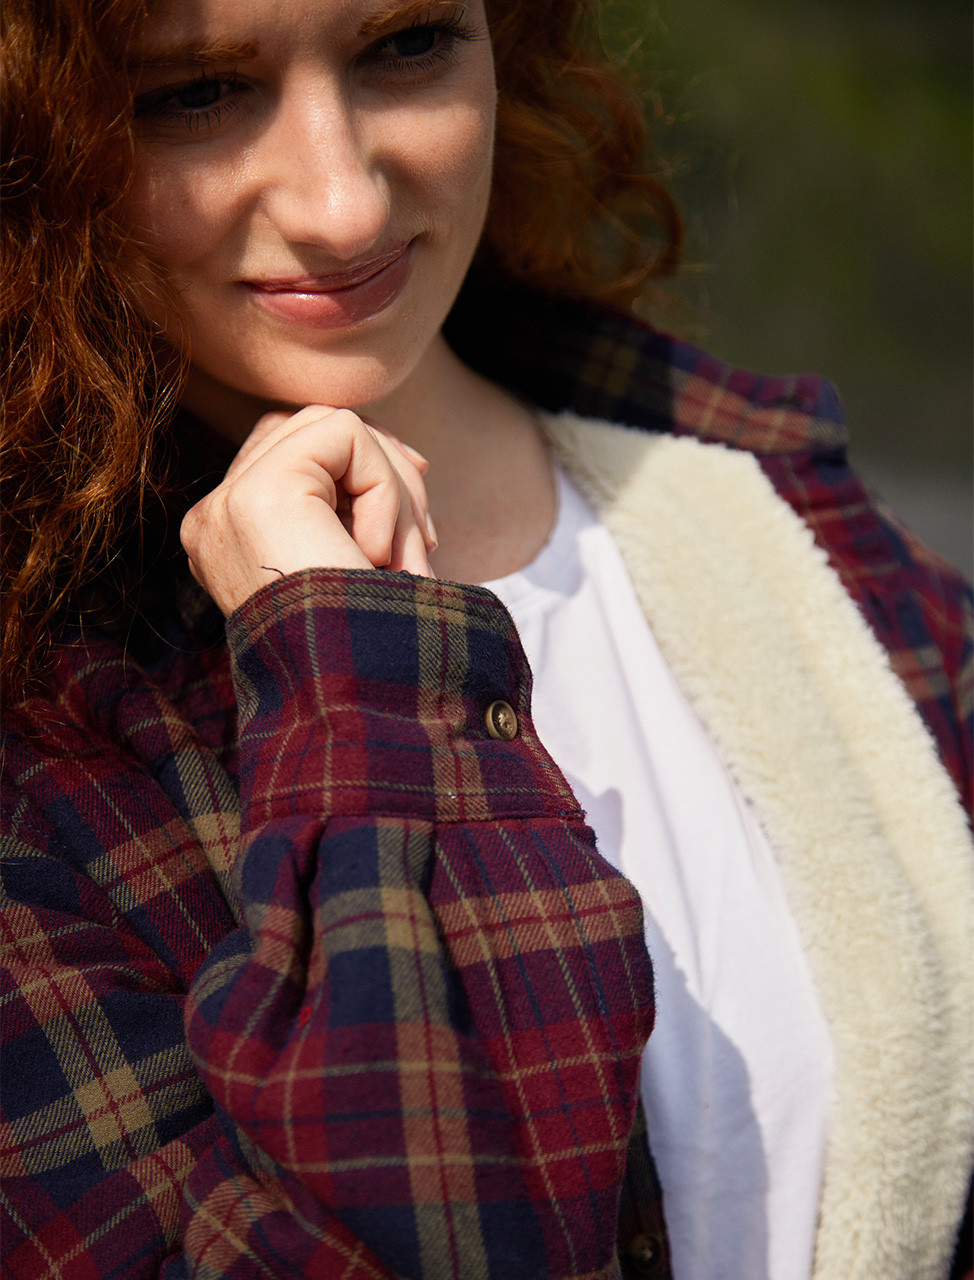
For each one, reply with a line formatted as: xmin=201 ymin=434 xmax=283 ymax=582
xmin=2 ymin=570 xmax=655 ymax=1280
xmin=3 ymin=281 xmax=971 ymax=1280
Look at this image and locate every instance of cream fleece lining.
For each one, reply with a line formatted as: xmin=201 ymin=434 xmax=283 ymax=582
xmin=545 ymin=413 xmax=974 ymax=1280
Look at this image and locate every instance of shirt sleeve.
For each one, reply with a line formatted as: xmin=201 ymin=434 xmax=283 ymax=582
xmin=1 ymin=569 xmax=656 ymax=1280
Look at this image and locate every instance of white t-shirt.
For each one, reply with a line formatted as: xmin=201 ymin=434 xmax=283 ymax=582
xmin=484 ymin=468 xmax=833 ymax=1280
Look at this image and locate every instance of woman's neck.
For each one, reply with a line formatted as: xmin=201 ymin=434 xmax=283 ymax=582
xmin=394 ymin=351 xmax=557 ymax=584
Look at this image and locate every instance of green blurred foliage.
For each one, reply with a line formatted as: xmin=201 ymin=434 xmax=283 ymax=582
xmin=600 ymin=0 xmax=973 ymax=471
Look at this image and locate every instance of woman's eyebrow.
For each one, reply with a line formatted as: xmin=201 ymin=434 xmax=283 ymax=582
xmin=127 ymin=2 xmax=468 ymax=69
xmin=127 ymin=39 xmax=259 ymax=70
xmin=358 ymin=0 xmax=465 ymax=39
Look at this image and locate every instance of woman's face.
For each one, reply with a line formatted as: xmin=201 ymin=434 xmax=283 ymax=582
xmin=126 ymin=0 xmax=496 ymax=420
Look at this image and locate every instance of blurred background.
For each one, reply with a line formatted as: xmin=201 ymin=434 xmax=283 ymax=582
xmin=600 ymin=0 xmax=972 ymax=574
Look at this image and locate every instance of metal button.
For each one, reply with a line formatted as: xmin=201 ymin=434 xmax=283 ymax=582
xmin=484 ymin=700 xmax=518 ymax=740
xmin=626 ymin=1234 xmax=661 ymax=1272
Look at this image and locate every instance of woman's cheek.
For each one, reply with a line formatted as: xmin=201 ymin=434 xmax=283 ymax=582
xmin=405 ymin=96 xmax=496 ymax=225
xmin=127 ymin=156 xmax=237 ymax=274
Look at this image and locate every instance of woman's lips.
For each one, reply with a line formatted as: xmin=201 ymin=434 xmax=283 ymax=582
xmin=243 ymin=243 xmax=412 ymax=330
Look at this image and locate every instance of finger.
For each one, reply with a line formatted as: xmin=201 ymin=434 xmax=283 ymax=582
xmin=251 ymin=410 xmax=407 ymax=570
xmin=360 ymin=418 xmax=430 ymax=475
xmin=394 ymin=439 xmax=430 ymax=474
xmin=224 ymin=404 xmax=343 ymax=483
xmin=337 ymin=434 xmax=408 ymax=569
xmin=368 ymin=428 xmax=436 ymax=551
xmin=392 ymin=522 xmax=433 ymax=577
xmin=385 ymin=470 xmax=432 ymax=577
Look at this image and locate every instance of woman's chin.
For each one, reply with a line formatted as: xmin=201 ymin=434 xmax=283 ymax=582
xmin=182 ymin=354 xmax=415 ymax=442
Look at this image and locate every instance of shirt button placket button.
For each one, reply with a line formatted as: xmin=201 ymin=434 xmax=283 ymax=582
xmin=484 ymin=700 xmax=518 ymax=740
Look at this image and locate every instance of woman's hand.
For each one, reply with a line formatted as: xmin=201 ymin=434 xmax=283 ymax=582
xmin=181 ymin=405 xmax=436 ymax=616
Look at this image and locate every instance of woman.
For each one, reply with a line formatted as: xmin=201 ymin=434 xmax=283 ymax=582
xmin=1 ymin=1 xmax=971 ymax=1278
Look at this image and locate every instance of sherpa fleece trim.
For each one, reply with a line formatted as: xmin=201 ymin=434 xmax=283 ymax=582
xmin=545 ymin=412 xmax=974 ymax=1280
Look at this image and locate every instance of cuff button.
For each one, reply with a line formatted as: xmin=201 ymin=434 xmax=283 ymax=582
xmin=626 ymin=1234 xmax=662 ymax=1273
xmin=484 ymin=700 xmax=518 ymax=740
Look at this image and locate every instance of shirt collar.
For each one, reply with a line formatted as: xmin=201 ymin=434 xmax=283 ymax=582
xmin=445 ymin=270 xmax=848 ymax=456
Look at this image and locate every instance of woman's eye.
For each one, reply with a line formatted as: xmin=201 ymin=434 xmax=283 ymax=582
xmin=365 ymin=15 xmax=480 ymax=73
xmin=173 ymin=79 xmax=224 ymax=110
xmin=134 ymin=74 xmax=244 ymax=133
xmin=379 ymin=28 xmax=439 ymax=59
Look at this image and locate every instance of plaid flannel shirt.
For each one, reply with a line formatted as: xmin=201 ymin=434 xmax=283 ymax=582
xmin=3 ymin=278 xmax=971 ymax=1280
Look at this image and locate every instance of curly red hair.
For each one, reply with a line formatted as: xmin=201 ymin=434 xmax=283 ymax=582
xmin=1 ymin=0 xmax=680 ymax=703
xmin=485 ymin=0 xmax=680 ymax=301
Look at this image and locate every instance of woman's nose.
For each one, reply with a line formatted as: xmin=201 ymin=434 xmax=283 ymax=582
xmin=256 ymin=83 xmax=392 ymax=259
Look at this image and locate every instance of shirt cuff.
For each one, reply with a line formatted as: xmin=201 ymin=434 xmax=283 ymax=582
xmin=226 ymin=568 xmax=582 ymax=824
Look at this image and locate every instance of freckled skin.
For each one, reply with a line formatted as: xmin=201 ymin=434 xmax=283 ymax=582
xmin=126 ymin=0 xmax=556 ymax=595
xmin=127 ymin=0 xmax=497 ymax=423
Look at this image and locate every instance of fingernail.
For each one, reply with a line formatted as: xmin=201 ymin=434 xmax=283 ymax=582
xmin=402 ymin=442 xmax=429 ymax=467
xmin=425 ymin=512 xmax=438 ymax=548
